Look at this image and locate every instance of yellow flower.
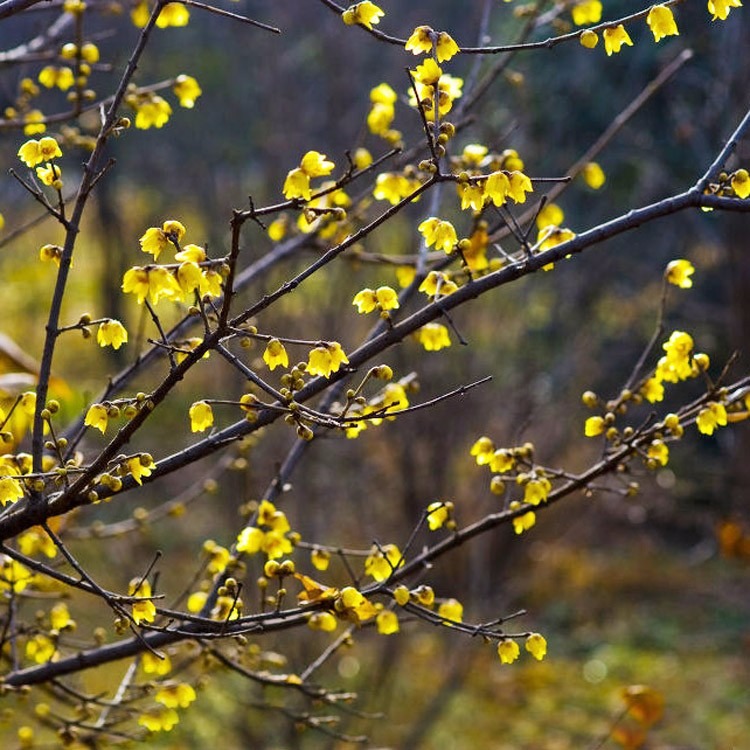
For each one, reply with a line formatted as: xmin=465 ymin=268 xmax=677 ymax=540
xmin=490 ymin=449 xmax=515 ymax=473
xmin=140 ymin=220 xmax=186 ymax=260
xmin=308 ymin=612 xmax=337 ymax=632
xmin=536 ymin=202 xmax=564 ymax=229
xmin=1 ymin=555 xmax=31 ymax=592
xmin=173 ymin=75 xmax=202 ymax=108
xmin=300 ymin=150 xmax=335 ymax=178
xmin=38 ymin=66 xmax=75 ymax=90
xmin=393 ymin=585 xmax=410 ymax=606
xmin=156 ymin=2 xmax=190 ymax=27
xmin=582 ymin=161 xmax=606 ymax=189
xmin=127 ymin=456 xmax=153 ymax=485
xmin=415 ymin=323 xmax=451 ymax=351
xmin=419 ymin=271 xmax=458 ymax=298
xmin=131 ymin=0 xmax=150 ymax=27
xmin=353 ymin=286 xmax=399 ymax=313
xmin=376 ymin=610 xmax=399 ymax=634
xmin=138 ymin=707 xmax=179 ymax=732
xmin=584 ymin=415 xmax=605 ymax=437
xmin=0 ymin=477 xmax=25 ymax=506
xmin=155 ymin=683 xmax=197 ymax=709
xmin=426 ymin=500 xmax=452 ymax=530
xmin=23 ymin=110 xmax=46 ymax=136
xmin=306 ymin=342 xmax=349 ymax=378
xmin=418 ymin=217 xmax=458 ymax=253
xmin=364 ymin=544 xmax=403 ymax=582
xmin=18 ymin=137 xmax=62 ymax=167
xmin=50 ymin=602 xmax=74 ymax=630
xmin=506 ymin=171 xmax=533 ymax=203
xmin=603 ymin=25 xmax=633 ymax=55
xmin=414 ymin=57 xmax=442 ymax=86
xmin=525 ymin=632 xmax=547 ymax=660
xmin=665 ymin=259 xmax=694 ymax=288
xmin=396 ymin=265 xmax=417 ymax=288
xmin=97 ymin=319 xmax=128 ymax=349
xmin=142 ymin=650 xmax=172 ymax=675
xmin=523 ymin=476 xmax=552 ymax=505
xmin=283 ymin=167 xmax=311 ymax=200
xmin=731 ymin=168 xmax=750 ymax=198
xmin=134 ymin=95 xmax=172 ymax=129
xmin=647 ymin=439 xmax=669 ymax=466
xmin=176 ymin=261 xmax=202 ymax=299
xmin=696 ymin=402 xmax=727 ymax=435
xmin=572 ymin=0 xmax=602 ymax=25
xmin=457 ymin=182 xmax=486 ymax=212
xmin=341 ymin=1 xmax=384 ymax=30
xmin=84 ymin=404 xmax=109 ymax=434
xmin=511 ymin=506 xmax=536 ymax=535
xmin=26 ymin=634 xmax=56 ymax=664
xmin=647 ymin=5 xmax=679 ymax=42
xmin=435 ymin=31 xmax=460 ymax=62
xmin=405 ymin=25 xmax=433 ymax=55
xmin=311 ymin=548 xmax=331 ymax=571
xmin=373 ymin=173 xmax=416 ymax=204
xmin=35 ymin=163 xmax=62 ymax=187
xmin=129 ymin=578 xmax=157 ymax=624
xmin=199 ymin=268 xmax=223 ymax=298
xmin=122 ymin=267 xmax=150 ymax=304
xmin=236 ymin=526 xmax=264 ymax=554
xmin=262 ymin=339 xmax=289 ymax=370
xmin=438 ymin=598 xmax=463 ymax=623
xmin=189 ymin=401 xmax=213 ymax=432
xmin=484 ymin=171 xmax=511 ymax=206
xmin=580 ymin=29 xmax=599 ymax=48
xmin=412 ymin=585 xmax=435 ymax=607
xmin=708 ymin=0 xmax=742 ymax=21
xmin=497 ymin=639 xmax=520 ymax=664
xmin=470 ymin=436 xmax=495 ymax=465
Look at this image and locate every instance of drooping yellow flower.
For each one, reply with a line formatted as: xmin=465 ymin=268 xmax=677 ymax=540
xmin=536 ymin=202 xmax=564 ymax=230
xmin=142 ymin=650 xmax=172 ymax=675
xmin=307 ymin=612 xmax=337 ymax=632
xmin=572 ymin=0 xmax=602 ymax=25
xmin=283 ymin=168 xmax=311 ymax=201
xmin=412 ymin=585 xmax=435 ymax=607
xmin=418 ymin=217 xmax=458 ymax=253
xmin=415 ymin=323 xmax=451 ymax=351
xmin=127 ymin=456 xmax=153 ymax=485
xmin=368 ymin=83 xmax=396 ymax=135
xmin=84 ymin=404 xmax=109 ymax=434
xmin=414 ymin=57 xmax=443 ymax=86
xmin=490 ymin=449 xmax=515 ymax=473
xmin=140 ymin=220 xmax=186 ymax=260
xmin=665 ymin=259 xmax=694 ymax=288
xmin=129 ymin=578 xmax=157 ymax=624
xmin=435 ymin=31 xmax=460 ymax=62
xmin=263 ymin=339 xmax=289 ymax=370
xmin=156 ymin=2 xmax=190 ymax=27
xmin=523 ymin=476 xmax=552 ymax=505
xmin=511 ymin=504 xmax=536 ymax=535
xmin=731 ymin=168 xmax=750 ymax=198
xmin=373 ymin=173 xmax=417 ymax=204
xmin=236 ymin=526 xmax=264 ymax=554
xmin=97 ymin=319 xmax=128 ymax=350
xmin=50 ymin=602 xmax=74 ymax=630
xmin=396 ymin=265 xmax=417 ymax=288
xmin=405 ymin=25 xmax=434 ymax=55
xmin=707 ymin=0 xmax=742 ymax=21
xmin=603 ymin=25 xmax=633 ymax=55
xmin=438 ymin=598 xmax=463 ymax=623
xmin=457 ymin=182 xmax=486 ymax=212
xmin=353 ymin=286 xmax=399 ymax=313
xmin=176 ymin=261 xmax=202 ymax=299
xmin=580 ymin=29 xmax=599 ymax=48
xmin=131 ymin=0 xmax=150 ymax=27
xmin=484 ymin=171 xmax=511 ymax=206
xmin=426 ymin=500 xmax=452 ymax=530
xmin=525 ymin=632 xmax=547 ymax=660
xmin=470 ymin=436 xmax=495 ymax=465
xmin=497 ymin=638 xmax=520 ymax=664
xmin=647 ymin=5 xmax=679 ymax=42
xmin=189 ymin=401 xmax=214 ymax=432
xmin=647 ymin=439 xmax=669 ymax=466
xmin=138 ymin=707 xmax=180 ymax=732
xmin=311 ymin=548 xmax=331 ymax=571
xmin=696 ymin=401 xmax=727 ymax=435
xmin=506 ymin=171 xmax=533 ymax=203
xmin=26 ymin=634 xmax=56 ymax=664
xmin=173 ymin=75 xmax=202 ymax=108
xmin=122 ymin=267 xmax=151 ymax=304
xmin=582 ymin=161 xmax=606 ymax=189
xmin=35 ymin=163 xmax=62 ymax=187
xmin=341 ymin=1 xmax=384 ymax=30
xmin=306 ymin=342 xmax=349 ymax=378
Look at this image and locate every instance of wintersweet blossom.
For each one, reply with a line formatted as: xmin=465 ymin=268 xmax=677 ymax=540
xmin=646 ymin=5 xmax=679 ymax=42
xmin=665 ymin=259 xmax=695 ymax=288
xmin=341 ymin=1 xmax=384 ymax=30
xmin=603 ymin=25 xmax=633 ymax=55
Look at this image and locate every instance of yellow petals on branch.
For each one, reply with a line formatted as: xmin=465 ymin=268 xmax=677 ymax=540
xmin=580 ymin=30 xmax=599 ymax=48
xmin=665 ymin=259 xmax=695 ymax=288
xmin=263 ymin=339 xmax=289 ymax=370
xmin=306 ymin=342 xmax=349 ymax=378
xmin=731 ymin=168 xmax=750 ymax=198
xmin=523 ymin=475 xmax=552 ymax=505
xmin=418 ymin=217 xmax=458 ymax=253
xmin=352 ymin=286 xmax=399 ymax=314
xmin=438 ymin=598 xmax=463 ymax=623
xmin=525 ymin=632 xmax=547 ymax=660
xmin=584 ymin=415 xmax=605 ymax=437
xmin=38 ymin=66 xmax=74 ymax=91
xmin=415 ymin=323 xmax=451 ymax=351
xmin=376 ymin=610 xmax=399 ymax=634
xmin=647 ymin=5 xmax=679 ymax=42
xmin=647 ymin=439 xmax=669 ymax=466
xmin=510 ymin=501 xmax=536 ymax=535
xmin=308 ymin=612 xmax=337 ymax=632
xmin=697 ymin=401 xmax=727 ymax=435
xmin=708 ymin=0 xmax=742 ymax=21
xmin=582 ymin=161 xmax=606 ymax=189
xmin=138 ymin=707 xmax=179 ymax=732
xmin=155 ymin=683 xmax=196 ymax=709
xmin=364 ymin=543 xmax=403 ymax=582
xmin=341 ymin=1 xmax=384 ymax=30
xmin=173 ymin=75 xmax=202 ymax=108
xmin=283 ymin=151 xmax=335 ymax=201
xmin=405 ymin=26 xmax=460 ymax=62
xmin=35 ymin=163 xmax=62 ymax=188
xmin=84 ymin=404 xmax=109 ymax=434
xmin=97 ymin=319 xmax=128 ymax=350
xmin=426 ymin=500 xmax=453 ymax=530
xmin=129 ymin=578 xmax=157 ymax=624
xmin=189 ymin=401 xmax=213 ymax=433
xmin=373 ymin=172 xmax=420 ymax=204
xmin=311 ymin=548 xmax=331 ymax=571
xmin=536 ymin=202 xmax=564 ymax=229
xmin=140 ymin=220 xmax=185 ymax=260
xmin=134 ymin=95 xmax=172 ymax=129
xmin=497 ymin=638 xmax=520 ymax=664
xmin=603 ymin=25 xmax=633 ymax=55
xmin=0 ymin=477 xmax=25 ymax=506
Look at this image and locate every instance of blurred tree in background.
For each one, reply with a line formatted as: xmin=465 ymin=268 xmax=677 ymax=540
xmin=0 ymin=0 xmax=749 ymax=747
